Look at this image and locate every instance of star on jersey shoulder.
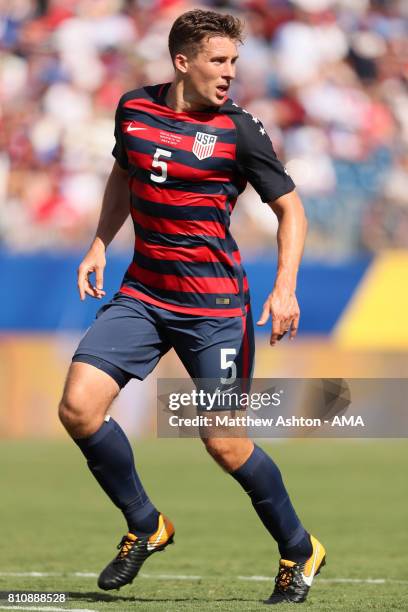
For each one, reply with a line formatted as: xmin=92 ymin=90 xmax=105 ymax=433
xmin=231 ymin=100 xmax=267 ymax=136
xmin=232 ymin=101 xmax=263 ymax=127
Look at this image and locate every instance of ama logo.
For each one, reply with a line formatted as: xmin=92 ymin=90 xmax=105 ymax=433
xmin=192 ymin=132 xmax=218 ymax=160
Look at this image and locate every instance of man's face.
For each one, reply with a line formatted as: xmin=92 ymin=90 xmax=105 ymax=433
xmin=177 ymin=36 xmax=238 ymax=108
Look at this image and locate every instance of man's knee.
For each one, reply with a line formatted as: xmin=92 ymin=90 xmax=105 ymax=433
xmin=58 ymin=362 xmax=119 ymax=438
xmin=58 ymin=386 xmax=89 ymax=435
xmin=202 ymin=437 xmax=254 ymax=471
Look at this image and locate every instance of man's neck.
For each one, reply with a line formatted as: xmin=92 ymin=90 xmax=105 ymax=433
xmin=165 ymin=80 xmax=213 ymax=113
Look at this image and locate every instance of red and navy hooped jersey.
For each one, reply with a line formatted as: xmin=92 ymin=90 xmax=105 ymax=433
xmin=113 ymin=83 xmax=295 ymax=317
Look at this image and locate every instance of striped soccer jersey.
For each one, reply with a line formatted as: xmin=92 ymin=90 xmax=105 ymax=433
xmin=113 ymin=83 xmax=295 ymax=317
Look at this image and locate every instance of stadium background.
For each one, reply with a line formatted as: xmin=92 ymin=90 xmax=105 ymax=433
xmin=1 ymin=2 xmax=408 ymax=610
xmin=1 ymin=0 xmax=407 ymax=437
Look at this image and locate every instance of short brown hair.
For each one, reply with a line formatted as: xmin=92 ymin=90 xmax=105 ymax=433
xmin=168 ymin=9 xmax=244 ymax=61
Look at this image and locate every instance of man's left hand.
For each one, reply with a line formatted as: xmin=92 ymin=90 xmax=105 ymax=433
xmin=256 ymin=288 xmax=300 ymax=346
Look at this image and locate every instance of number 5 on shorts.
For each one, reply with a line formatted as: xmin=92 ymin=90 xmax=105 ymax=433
xmin=220 ymin=348 xmax=237 ymax=384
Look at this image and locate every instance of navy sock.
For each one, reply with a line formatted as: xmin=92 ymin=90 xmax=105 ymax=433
xmin=74 ymin=417 xmax=159 ymax=536
xmin=231 ymin=445 xmax=312 ymax=563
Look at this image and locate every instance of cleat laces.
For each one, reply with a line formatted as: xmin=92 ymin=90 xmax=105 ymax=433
xmin=116 ymin=535 xmax=136 ymax=560
xmin=275 ymin=565 xmax=295 ymax=591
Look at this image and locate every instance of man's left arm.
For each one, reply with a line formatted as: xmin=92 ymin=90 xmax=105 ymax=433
xmin=256 ymin=190 xmax=308 ymax=346
xmin=231 ymin=104 xmax=307 ymax=344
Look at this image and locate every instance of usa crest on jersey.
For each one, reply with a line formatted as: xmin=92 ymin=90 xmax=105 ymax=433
xmin=192 ymin=132 xmax=218 ymax=160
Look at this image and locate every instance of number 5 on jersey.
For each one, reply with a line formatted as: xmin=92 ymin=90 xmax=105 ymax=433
xmin=150 ymin=148 xmax=171 ymax=183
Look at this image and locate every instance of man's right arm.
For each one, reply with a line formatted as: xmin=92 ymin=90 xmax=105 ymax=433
xmin=77 ymin=161 xmax=129 ymax=301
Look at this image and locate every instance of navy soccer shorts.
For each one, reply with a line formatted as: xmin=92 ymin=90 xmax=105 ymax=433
xmin=72 ymin=293 xmax=255 ymax=389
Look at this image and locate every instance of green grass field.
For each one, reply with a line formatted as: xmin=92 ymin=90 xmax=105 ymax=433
xmin=0 ymin=439 xmax=407 ymax=611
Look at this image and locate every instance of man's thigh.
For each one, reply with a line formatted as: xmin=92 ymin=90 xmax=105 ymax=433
xmin=162 ymin=306 xmax=254 ymax=437
xmin=164 ymin=304 xmax=255 ymax=383
xmin=73 ymin=294 xmax=171 ymax=386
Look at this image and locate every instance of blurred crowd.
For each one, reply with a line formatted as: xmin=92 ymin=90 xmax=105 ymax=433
xmin=0 ymin=0 xmax=407 ymax=257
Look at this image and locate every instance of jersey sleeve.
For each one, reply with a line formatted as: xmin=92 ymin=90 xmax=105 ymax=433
xmin=234 ymin=110 xmax=295 ymax=202
xmin=112 ymin=97 xmax=129 ymax=170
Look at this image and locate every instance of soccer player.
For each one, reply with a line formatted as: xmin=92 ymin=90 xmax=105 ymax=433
xmin=58 ymin=9 xmax=326 ymax=605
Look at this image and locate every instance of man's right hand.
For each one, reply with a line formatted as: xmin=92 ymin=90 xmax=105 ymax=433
xmin=77 ymin=239 xmax=107 ymax=301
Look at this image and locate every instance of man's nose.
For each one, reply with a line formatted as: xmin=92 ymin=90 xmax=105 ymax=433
xmin=223 ymin=62 xmax=236 ymax=79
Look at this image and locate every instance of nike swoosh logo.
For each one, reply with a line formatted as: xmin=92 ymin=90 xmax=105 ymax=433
xmin=302 ymin=544 xmax=320 ymax=587
xmin=146 ymin=522 xmax=166 ymax=551
xmin=214 ymin=384 xmax=239 ymax=395
xmin=127 ymin=125 xmax=147 ymax=132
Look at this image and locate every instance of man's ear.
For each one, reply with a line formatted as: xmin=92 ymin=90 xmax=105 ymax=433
xmin=174 ymin=53 xmax=189 ymax=74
